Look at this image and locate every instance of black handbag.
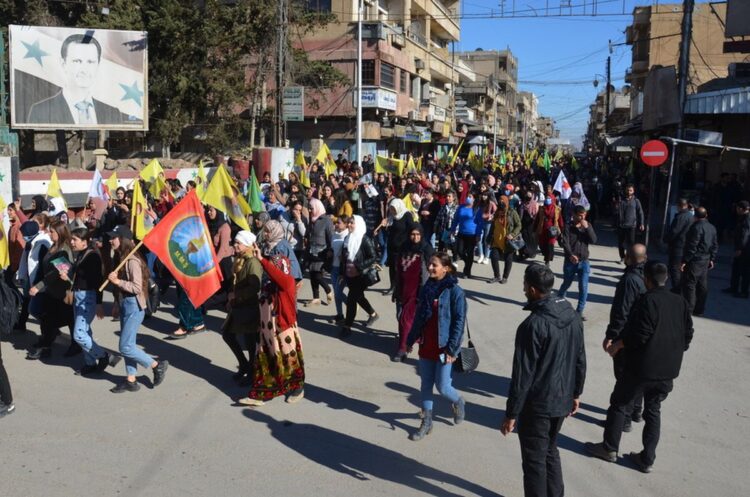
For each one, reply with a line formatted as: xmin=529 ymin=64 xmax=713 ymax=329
xmin=362 ymin=265 xmax=381 ymax=287
xmin=454 ymin=322 xmax=479 ymax=373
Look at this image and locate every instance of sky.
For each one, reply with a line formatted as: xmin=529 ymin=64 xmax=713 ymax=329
xmin=458 ymin=0 xmax=689 ymax=148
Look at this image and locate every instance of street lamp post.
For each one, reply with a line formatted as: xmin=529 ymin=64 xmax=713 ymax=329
xmin=356 ymin=0 xmax=363 ymax=166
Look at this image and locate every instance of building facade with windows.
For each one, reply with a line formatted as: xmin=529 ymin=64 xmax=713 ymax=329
xmin=288 ymin=0 xmax=463 ymax=160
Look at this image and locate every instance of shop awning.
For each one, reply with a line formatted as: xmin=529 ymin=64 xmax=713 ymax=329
xmin=685 ymin=86 xmax=750 ymax=115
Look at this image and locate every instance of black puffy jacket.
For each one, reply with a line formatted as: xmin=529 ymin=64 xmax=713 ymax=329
xmin=506 ymin=296 xmax=587 ymax=419
xmin=605 ymin=263 xmax=646 ymax=340
xmin=621 ymin=287 xmax=693 ymax=381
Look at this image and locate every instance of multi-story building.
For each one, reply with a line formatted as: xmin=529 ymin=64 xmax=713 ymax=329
xmin=287 ymin=0 xmax=463 ymax=159
xmin=457 ymin=49 xmax=519 ymax=150
xmin=624 ymin=2 xmax=745 ymax=122
xmin=516 ymin=91 xmax=538 ymax=154
xmin=584 ymin=86 xmax=631 ymax=153
xmin=536 ymin=116 xmax=556 ymax=148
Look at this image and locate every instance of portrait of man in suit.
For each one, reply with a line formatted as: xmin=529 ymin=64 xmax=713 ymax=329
xmin=26 ymin=33 xmax=127 ymax=125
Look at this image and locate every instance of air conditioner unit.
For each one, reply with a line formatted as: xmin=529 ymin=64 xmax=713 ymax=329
xmin=426 ymin=115 xmax=434 ymax=122
xmin=415 ymin=59 xmax=425 ymax=70
xmin=408 ymin=110 xmax=420 ymax=120
xmin=391 ymin=33 xmax=405 ymax=48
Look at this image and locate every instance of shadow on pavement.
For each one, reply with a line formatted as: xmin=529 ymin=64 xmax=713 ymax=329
xmin=136 ymin=334 xmax=239 ymax=398
xmin=297 ymin=309 xmax=398 ymax=358
xmin=244 ymin=409 xmax=506 ymax=497
xmin=304 ymin=383 xmax=416 ymax=435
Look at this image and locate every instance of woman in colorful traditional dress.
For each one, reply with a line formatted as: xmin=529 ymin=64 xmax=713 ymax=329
xmin=237 ymin=245 xmax=304 ymax=406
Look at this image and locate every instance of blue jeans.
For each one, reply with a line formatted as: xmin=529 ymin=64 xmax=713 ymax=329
xmin=558 ymin=259 xmax=591 ymax=312
xmin=378 ymin=230 xmax=388 ymax=266
xmin=118 ymin=296 xmax=153 ymax=376
xmin=330 ymin=266 xmax=346 ymax=317
xmin=73 ymin=290 xmax=105 ymax=366
xmin=418 ymin=358 xmax=461 ymax=411
xmin=477 ymin=223 xmax=491 ymax=259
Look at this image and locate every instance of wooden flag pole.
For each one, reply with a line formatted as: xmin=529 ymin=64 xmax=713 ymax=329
xmin=98 ymin=240 xmax=145 ymax=292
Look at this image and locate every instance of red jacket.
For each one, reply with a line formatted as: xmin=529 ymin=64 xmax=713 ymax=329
xmin=261 ymin=257 xmax=297 ymax=331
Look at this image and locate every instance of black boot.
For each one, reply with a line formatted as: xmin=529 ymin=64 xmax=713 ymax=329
xmin=409 ymin=409 xmax=433 ymax=441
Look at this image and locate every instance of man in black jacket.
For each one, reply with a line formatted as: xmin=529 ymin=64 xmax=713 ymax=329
xmin=586 ymin=262 xmax=693 ymax=473
xmin=558 ymin=205 xmax=597 ymax=319
xmin=723 ymin=200 xmax=750 ymax=298
xmin=616 ymin=184 xmax=645 ymax=263
xmin=664 ymin=198 xmax=693 ymax=291
xmin=604 ymin=243 xmax=647 ymax=431
xmin=681 ymin=207 xmax=718 ymax=316
xmin=502 ymin=264 xmax=586 ymax=497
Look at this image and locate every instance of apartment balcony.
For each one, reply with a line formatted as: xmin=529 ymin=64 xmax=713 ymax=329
xmin=428 ymin=0 xmax=460 ymax=42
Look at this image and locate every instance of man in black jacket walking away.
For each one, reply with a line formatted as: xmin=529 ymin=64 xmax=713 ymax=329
xmin=604 ymin=244 xmax=647 ymax=431
xmin=723 ymin=200 xmax=750 ymax=298
xmin=586 ymin=262 xmax=693 ymax=473
xmin=664 ymin=198 xmax=693 ymax=292
xmin=681 ymin=207 xmax=718 ymax=316
xmin=616 ymin=184 xmax=644 ymax=263
xmin=502 ymin=264 xmax=586 ymax=497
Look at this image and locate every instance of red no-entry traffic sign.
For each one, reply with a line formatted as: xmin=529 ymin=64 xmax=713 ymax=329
xmin=640 ymin=140 xmax=669 ymax=167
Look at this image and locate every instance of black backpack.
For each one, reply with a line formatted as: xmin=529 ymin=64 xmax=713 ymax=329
xmin=0 ymin=276 xmax=22 ymax=334
xmin=144 ymin=278 xmax=160 ymax=318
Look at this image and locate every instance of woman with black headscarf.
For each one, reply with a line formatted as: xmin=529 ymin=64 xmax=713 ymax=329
xmin=392 ymin=225 xmax=433 ymax=362
xmin=30 ymin=195 xmax=49 ymax=217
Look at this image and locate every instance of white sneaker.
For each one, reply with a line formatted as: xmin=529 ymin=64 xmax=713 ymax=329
xmin=482 ymin=258 xmax=489 ymax=265
xmin=477 ymin=256 xmax=485 ymax=264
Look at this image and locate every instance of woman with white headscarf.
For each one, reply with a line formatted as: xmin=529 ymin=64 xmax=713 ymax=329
xmin=223 ymin=230 xmax=262 ymax=384
xmin=340 ymin=215 xmax=379 ymax=337
xmin=262 ymin=219 xmax=303 ymax=282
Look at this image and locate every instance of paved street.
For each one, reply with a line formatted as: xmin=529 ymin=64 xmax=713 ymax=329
xmin=2 ymin=226 xmax=748 ymax=497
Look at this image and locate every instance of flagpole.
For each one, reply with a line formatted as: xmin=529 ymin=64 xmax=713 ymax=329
xmin=356 ymin=0 xmax=363 ymax=168
xmin=98 ymin=240 xmax=145 ymax=292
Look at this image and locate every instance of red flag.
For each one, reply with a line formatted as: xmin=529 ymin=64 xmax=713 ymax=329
xmin=142 ymin=190 xmax=222 ymax=307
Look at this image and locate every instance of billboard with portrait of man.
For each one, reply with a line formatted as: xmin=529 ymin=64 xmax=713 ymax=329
xmin=9 ymin=25 xmax=148 ymax=131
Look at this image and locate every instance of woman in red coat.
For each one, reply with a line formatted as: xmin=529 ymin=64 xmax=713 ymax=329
xmin=238 ymin=246 xmax=304 ymax=407
xmin=535 ymin=194 xmax=563 ymax=266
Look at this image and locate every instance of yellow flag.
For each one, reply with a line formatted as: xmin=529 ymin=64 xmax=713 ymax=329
xmin=140 ymin=159 xmax=166 ymax=197
xmin=105 ymin=172 xmax=119 ymax=198
xmin=130 ymin=180 xmax=153 ymax=240
xmin=315 ymin=142 xmax=338 ymax=178
xmin=375 ymin=155 xmax=404 ymax=176
xmin=46 ymin=169 xmax=67 ymax=209
xmin=295 ymin=150 xmax=307 ymax=167
xmin=203 ymin=164 xmax=251 ymax=230
xmin=416 ymin=157 xmax=423 ymax=172
xmin=403 ymin=194 xmax=419 ymax=222
xmin=450 ymin=140 xmax=464 ymax=167
xmin=406 ymin=156 xmax=418 ymax=175
xmin=554 ymin=148 xmax=563 ymax=161
xmin=195 ymin=160 xmax=208 ymax=199
xmin=0 ymin=195 xmax=9 ymax=269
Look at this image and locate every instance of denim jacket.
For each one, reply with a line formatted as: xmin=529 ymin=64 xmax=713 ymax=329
xmin=407 ymin=283 xmax=466 ymax=357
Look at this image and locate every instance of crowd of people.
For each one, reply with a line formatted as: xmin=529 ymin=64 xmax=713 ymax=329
xmin=0 ymin=149 xmax=747 ymax=496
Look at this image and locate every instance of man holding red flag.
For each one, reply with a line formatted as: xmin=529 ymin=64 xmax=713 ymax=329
xmin=142 ymin=190 xmax=223 ymax=309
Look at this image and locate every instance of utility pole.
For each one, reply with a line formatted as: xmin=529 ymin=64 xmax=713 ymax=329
xmin=661 ymin=0 xmax=695 ymax=241
xmin=356 ymin=0 xmax=363 ymax=166
xmin=492 ymin=82 xmax=498 ymax=156
xmin=275 ymin=0 xmax=287 ymax=147
xmin=604 ymin=42 xmax=611 ymax=134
